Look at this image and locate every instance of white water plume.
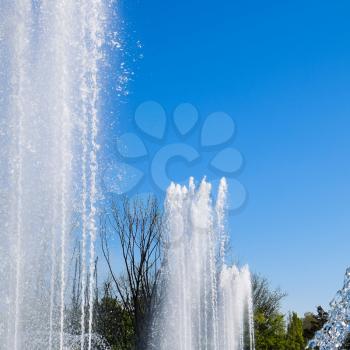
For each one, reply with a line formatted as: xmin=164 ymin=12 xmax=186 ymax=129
xmin=0 ymin=1 xmax=106 ymax=348
xmin=151 ymin=177 xmax=255 ymax=350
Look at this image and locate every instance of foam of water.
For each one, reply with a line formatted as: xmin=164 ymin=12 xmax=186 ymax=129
xmin=0 ymin=1 xmax=105 ymax=348
xmin=309 ymin=268 xmax=350 ymax=349
xmin=151 ymin=178 xmax=255 ymax=350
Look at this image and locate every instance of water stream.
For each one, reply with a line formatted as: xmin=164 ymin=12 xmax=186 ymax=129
xmin=0 ymin=1 xmax=105 ymax=348
xmin=152 ymin=178 xmax=255 ymax=350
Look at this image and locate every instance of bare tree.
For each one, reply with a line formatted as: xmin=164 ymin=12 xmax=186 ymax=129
xmin=252 ymin=274 xmax=287 ymax=317
xmin=101 ymin=196 xmax=163 ymax=350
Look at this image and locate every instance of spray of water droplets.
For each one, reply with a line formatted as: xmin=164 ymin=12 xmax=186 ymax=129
xmin=0 ymin=1 xmax=109 ymax=348
xmin=149 ymin=178 xmax=255 ymax=350
xmin=309 ymin=268 xmax=350 ymax=349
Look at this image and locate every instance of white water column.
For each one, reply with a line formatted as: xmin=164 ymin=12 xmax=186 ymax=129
xmin=0 ymin=1 xmax=105 ymax=349
xmin=153 ymin=178 xmax=255 ymax=350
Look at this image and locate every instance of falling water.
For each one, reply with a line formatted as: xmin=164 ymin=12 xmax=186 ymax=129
xmin=0 ymin=1 xmax=105 ymax=349
xmin=219 ymin=265 xmax=255 ymax=350
xmin=152 ymin=178 xmax=255 ymax=350
xmin=309 ymin=268 xmax=350 ymax=350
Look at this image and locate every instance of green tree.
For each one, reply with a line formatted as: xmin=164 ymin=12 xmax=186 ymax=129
xmin=93 ymin=282 xmax=134 ymax=350
xmin=252 ymin=274 xmax=288 ymax=350
xmin=303 ymin=306 xmax=328 ymax=343
xmin=303 ymin=306 xmax=350 ymax=350
xmin=286 ymin=312 xmax=305 ymax=350
xmin=255 ymin=311 xmax=287 ymax=350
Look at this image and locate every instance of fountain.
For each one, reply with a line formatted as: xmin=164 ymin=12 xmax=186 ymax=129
xmin=0 ymin=1 xmax=105 ymax=349
xmin=150 ymin=178 xmax=255 ymax=350
xmin=0 ymin=2 xmax=255 ymax=350
xmin=309 ymin=268 xmax=350 ymax=349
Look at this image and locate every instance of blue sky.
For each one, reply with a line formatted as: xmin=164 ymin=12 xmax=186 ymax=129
xmin=108 ymin=0 xmax=350 ymax=315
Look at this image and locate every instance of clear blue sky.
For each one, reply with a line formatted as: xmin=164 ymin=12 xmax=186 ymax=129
xmin=108 ymin=0 xmax=350 ymax=315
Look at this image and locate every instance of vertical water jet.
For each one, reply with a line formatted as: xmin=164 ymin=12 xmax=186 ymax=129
xmin=0 ymin=1 xmax=106 ymax=348
xmin=151 ymin=178 xmax=255 ymax=350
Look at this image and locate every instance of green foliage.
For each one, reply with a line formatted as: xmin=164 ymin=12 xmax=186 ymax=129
xmin=255 ymin=311 xmax=287 ymax=350
xmin=93 ymin=287 xmax=134 ymax=350
xmin=65 ymin=197 xmax=349 ymax=350
xmin=255 ymin=310 xmax=306 ymax=350
xmin=302 ymin=306 xmax=328 ymax=343
xmin=253 ymin=274 xmax=288 ymax=350
xmin=252 ymin=275 xmax=311 ymax=350
xmin=286 ymin=312 xmax=305 ymax=350
xmin=302 ymin=306 xmax=350 ymax=350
